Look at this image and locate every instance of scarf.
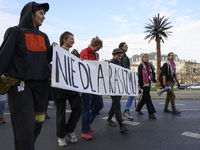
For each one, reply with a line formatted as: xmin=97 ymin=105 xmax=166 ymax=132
xmin=141 ymin=62 xmax=152 ymax=87
xmin=166 ymin=60 xmax=176 ymax=78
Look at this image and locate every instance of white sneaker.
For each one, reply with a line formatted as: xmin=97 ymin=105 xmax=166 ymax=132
xmin=58 ymin=137 xmax=67 ymax=147
xmin=66 ymin=132 xmax=77 ymax=142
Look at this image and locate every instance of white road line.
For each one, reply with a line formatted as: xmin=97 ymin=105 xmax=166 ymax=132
xmin=66 ymin=110 xmax=72 ymax=113
xmin=181 ymin=131 xmax=200 ymax=139
xmin=180 ymin=109 xmax=200 ymax=111
xmin=102 ymin=117 xmax=140 ymax=126
xmin=159 ymin=103 xmax=185 ymax=106
xmin=130 ymin=110 xmax=147 ymax=112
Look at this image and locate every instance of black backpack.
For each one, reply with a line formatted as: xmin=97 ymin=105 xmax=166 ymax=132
xmin=71 ymin=49 xmax=80 ymax=58
xmin=159 ymin=66 xmax=164 ymax=85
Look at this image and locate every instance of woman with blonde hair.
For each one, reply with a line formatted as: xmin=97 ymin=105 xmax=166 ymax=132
xmin=80 ymin=36 xmax=104 ymax=140
xmin=53 ymin=31 xmax=82 ymax=147
xmin=135 ymin=53 xmax=157 ymax=119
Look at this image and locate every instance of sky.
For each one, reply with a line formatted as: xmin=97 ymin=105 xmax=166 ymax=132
xmin=0 ymin=0 xmax=200 ymax=62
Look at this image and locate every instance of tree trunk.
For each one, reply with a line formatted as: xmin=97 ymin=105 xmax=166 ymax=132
xmin=156 ymin=37 xmax=161 ymax=86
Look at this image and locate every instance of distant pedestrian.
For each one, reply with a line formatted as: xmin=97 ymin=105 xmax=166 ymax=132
xmin=53 ymin=31 xmax=82 ymax=147
xmin=80 ymin=36 xmax=104 ymax=140
xmin=106 ymin=48 xmax=128 ymax=133
xmin=136 ymin=53 xmax=157 ymax=119
xmin=119 ymin=42 xmax=134 ymax=121
xmin=162 ymin=52 xmax=181 ymax=115
xmin=0 ymin=94 xmax=7 ymax=124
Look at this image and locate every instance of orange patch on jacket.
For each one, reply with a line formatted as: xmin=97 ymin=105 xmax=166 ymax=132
xmin=25 ymin=33 xmax=47 ymax=52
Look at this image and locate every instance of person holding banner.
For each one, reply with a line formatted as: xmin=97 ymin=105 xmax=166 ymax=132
xmin=80 ymin=36 xmax=104 ymax=140
xmin=136 ymin=53 xmax=157 ymax=119
xmin=106 ymin=48 xmax=129 ymax=133
xmin=53 ymin=31 xmax=82 ymax=147
xmin=0 ymin=2 xmax=53 ymax=149
xmin=119 ymin=42 xmax=134 ymax=121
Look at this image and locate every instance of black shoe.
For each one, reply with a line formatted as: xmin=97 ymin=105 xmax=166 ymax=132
xmin=120 ymin=125 xmax=128 ymax=133
xmin=164 ymin=109 xmax=172 ymax=113
xmin=45 ymin=114 xmax=51 ymax=119
xmin=135 ymin=109 xmax=143 ymax=115
xmin=172 ymin=110 xmax=181 ymax=115
xmin=106 ymin=119 xmax=116 ymax=127
xmin=149 ymin=114 xmax=156 ymax=119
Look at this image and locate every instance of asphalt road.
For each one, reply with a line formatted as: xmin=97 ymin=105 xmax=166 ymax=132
xmin=1 ymin=99 xmax=200 ymax=150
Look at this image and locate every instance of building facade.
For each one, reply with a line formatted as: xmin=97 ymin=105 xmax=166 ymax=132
xmin=129 ymin=52 xmax=200 ymax=85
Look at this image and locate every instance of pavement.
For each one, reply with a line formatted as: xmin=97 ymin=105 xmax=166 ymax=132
xmin=103 ymin=90 xmax=200 ymax=100
xmin=1 ymin=99 xmax=200 ymax=150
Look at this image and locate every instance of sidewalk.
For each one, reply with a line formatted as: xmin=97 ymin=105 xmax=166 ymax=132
xmin=102 ymin=90 xmax=200 ymax=100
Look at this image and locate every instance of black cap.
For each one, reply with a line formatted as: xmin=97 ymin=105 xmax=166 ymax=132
xmin=32 ymin=2 xmax=49 ymax=12
xmin=112 ymin=48 xmax=123 ymax=55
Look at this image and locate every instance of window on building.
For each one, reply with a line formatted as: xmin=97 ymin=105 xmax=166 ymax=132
xmin=136 ymin=58 xmax=138 ymax=61
xmin=139 ymin=57 xmax=141 ymax=60
xmin=155 ymin=54 xmax=157 ymax=59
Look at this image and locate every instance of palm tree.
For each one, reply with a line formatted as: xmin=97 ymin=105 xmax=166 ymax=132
xmin=144 ymin=13 xmax=173 ymax=86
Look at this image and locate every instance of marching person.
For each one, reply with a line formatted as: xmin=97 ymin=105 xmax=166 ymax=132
xmin=106 ymin=48 xmax=128 ymax=133
xmin=0 ymin=2 xmax=54 ymax=149
xmin=162 ymin=52 xmax=181 ymax=115
xmin=80 ymin=36 xmax=104 ymax=140
xmin=53 ymin=31 xmax=82 ymax=147
xmin=119 ymin=42 xmax=134 ymax=121
xmin=135 ymin=53 xmax=157 ymax=119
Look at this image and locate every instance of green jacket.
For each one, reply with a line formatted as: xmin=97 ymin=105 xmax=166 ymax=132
xmin=121 ymin=53 xmax=130 ymax=69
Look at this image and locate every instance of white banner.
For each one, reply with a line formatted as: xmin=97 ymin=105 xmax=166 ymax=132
xmin=51 ymin=45 xmax=138 ymax=96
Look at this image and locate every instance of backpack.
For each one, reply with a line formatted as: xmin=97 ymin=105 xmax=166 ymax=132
xmin=71 ymin=49 xmax=80 ymax=58
xmin=159 ymin=66 xmax=164 ymax=85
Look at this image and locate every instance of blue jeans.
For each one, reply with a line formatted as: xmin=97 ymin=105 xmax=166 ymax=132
xmin=81 ymin=93 xmax=103 ymax=133
xmin=124 ymin=96 xmax=134 ymax=111
xmin=0 ymin=101 xmax=6 ymax=116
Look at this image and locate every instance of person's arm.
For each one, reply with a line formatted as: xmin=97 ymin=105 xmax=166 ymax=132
xmin=162 ymin=63 xmax=167 ymax=86
xmin=80 ymin=49 xmax=89 ymax=60
xmin=138 ymin=64 xmax=143 ymax=88
xmin=0 ymin=27 xmax=17 ymax=76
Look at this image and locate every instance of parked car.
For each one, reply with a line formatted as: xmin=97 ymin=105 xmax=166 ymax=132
xmin=187 ymin=84 xmax=200 ymax=90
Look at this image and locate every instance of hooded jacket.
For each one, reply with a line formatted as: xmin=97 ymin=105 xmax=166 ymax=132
xmin=0 ymin=2 xmax=52 ymax=81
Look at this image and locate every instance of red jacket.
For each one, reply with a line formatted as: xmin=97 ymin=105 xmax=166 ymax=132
xmin=80 ymin=47 xmax=97 ymax=60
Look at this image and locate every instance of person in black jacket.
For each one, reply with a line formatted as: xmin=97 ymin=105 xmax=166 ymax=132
xmin=53 ymin=31 xmax=82 ymax=147
xmin=162 ymin=52 xmax=181 ymax=115
xmin=135 ymin=54 xmax=157 ymax=119
xmin=106 ymin=48 xmax=128 ymax=133
xmin=0 ymin=2 xmax=54 ymax=150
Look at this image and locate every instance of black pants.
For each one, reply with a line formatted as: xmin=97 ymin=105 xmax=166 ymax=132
xmin=8 ymin=80 xmax=49 ymax=150
xmin=137 ymin=87 xmax=156 ymax=115
xmin=108 ymin=96 xmax=122 ymax=121
xmin=55 ymin=94 xmax=82 ymax=138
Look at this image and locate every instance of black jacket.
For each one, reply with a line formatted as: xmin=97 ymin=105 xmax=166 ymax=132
xmin=0 ymin=2 xmax=52 ymax=81
xmin=162 ymin=63 xmax=176 ymax=82
xmin=138 ymin=62 xmax=156 ymax=88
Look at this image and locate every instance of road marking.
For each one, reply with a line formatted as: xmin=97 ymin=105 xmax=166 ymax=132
xmin=102 ymin=117 xmax=140 ymax=126
xmin=180 ymin=109 xmax=200 ymax=111
xmin=181 ymin=131 xmax=200 ymax=139
xmin=66 ymin=110 xmax=72 ymax=113
xmin=159 ymin=103 xmax=185 ymax=106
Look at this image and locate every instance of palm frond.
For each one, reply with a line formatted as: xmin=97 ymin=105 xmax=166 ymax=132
xmin=144 ymin=13 xmax=172 ymax=43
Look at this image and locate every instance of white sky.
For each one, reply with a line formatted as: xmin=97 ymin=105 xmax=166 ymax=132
xmin=0 ymin=0 xmax=200 ymax=62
